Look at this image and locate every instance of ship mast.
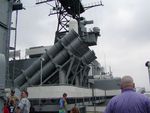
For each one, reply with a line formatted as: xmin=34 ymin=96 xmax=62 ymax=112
xmin=36 ymin=0 xmax=103 ymax=43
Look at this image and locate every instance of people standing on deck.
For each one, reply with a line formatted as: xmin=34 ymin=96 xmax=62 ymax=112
xmin=105 ymin=75 xmax=150 ymax=113
xmin=7 ymin=90 xmax=19 ymax=113
xmin=59 ymin=93 xmax=68 ymax=113
xmin=16 ymin=90 xmax=30 ymax=113
xmin=7 ymin=90 xmax=19 ymax=107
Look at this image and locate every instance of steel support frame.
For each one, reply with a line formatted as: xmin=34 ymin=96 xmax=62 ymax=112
xmin=54 ymin=0 xmax=71 ymax=43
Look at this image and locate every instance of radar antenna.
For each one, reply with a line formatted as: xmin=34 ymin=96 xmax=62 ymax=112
xmin=36 ymin=0 xmax=103 ymax=43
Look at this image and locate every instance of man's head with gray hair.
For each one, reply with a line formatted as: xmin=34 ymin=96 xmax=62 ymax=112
xmin=121 ymin=75 xmax=135 ymax=89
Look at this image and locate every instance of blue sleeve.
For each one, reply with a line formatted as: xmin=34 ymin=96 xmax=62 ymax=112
xmin=146 ymin=97 xmax=150 ymax=112
xmin=104 ymin=100 xmax=113 ymax=113
xmin=59 ymin=99 xmax=64 ymax=108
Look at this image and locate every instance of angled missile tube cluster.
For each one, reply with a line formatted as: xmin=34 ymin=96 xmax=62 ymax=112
xmin=15 ymin=29 xmax=99 ymax=90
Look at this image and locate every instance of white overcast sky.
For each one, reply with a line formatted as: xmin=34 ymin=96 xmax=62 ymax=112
xmin=11 ymin=0 xmax=150 ymax=90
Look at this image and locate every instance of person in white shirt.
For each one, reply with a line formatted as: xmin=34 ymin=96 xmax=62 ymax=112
xmin=16 ymin=90 xmax=30 ymax=113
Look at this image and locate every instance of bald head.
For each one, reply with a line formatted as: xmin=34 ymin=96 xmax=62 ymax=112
xmin=121 ymin=76 xmax=135 ymax=89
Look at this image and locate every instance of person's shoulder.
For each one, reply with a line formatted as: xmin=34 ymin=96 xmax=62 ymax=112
xmin=59 ymin=98 xmax=63 ymax=102
xmin=108 ymin=94 xmax=120 ymax=104
xmin=8 ymin=95 xmax=12 ymax=98
xmin=14 ymin=95 xmax=18 ymax=98
xmin=113 ymin=93 xmax=122 ymax=99
xmin=21 ymin=98 xmax=29 ymax=102
xmin=21 ymin=98 xmax=30 ymax=106
xmin=134 ymin=92 xmax=150 ymax=101
xmin=59 ymin=98 xmax=63 ymax=101
xmin=141 ymin=93 xmax=150 ymax=99
xmin=21 ymin=98 xmax=27 ymax=100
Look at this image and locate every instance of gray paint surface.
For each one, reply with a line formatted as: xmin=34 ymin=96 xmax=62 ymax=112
xmin=0 ymin=54 xmax=6 ymax=89
xmin=0 ymin=0 xmax=12 ymax=84
xmin=0 ymin=0 xmax=9 ymax=25
xmin=94 ymin=78 xmax=121 ymax=90
xmin=0 ymin=0 xmax=9 ymax=54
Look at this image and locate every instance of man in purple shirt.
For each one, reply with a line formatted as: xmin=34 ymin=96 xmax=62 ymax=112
xmin=105 ymin=75 xmax=150 ymax=113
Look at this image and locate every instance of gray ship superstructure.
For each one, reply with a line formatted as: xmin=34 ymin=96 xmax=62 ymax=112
xmin=0 ymin=0 xmax=121 ymax=113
